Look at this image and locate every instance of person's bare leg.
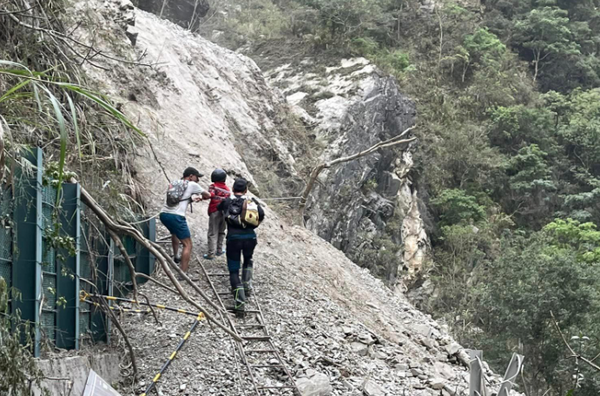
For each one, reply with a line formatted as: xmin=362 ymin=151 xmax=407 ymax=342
xmin=180 ymin=238 xmax=193 ymax=272
xmin=171 ymin=235 xmax=180 ymax=259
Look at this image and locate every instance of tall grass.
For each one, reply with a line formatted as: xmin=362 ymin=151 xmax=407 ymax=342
xmin=0 ymin=60 xmax=143 ymax=203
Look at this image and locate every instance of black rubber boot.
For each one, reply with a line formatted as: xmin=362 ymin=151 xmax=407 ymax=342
xmin=242 ymin=267 xmax=253 ymax=298
xmin=232 ymin=286 xmax=246 ymax=317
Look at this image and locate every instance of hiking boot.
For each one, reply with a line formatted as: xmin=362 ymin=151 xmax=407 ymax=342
xmin=216 ymin=249 xmax=226 ymax=257
xmin=243 ymin=280 xmax=254 ymax=298
xmin=232 ymin=286 xmax=246 ymax=316
xmin=242 ymin=267 xmax=253 ymax=298
xmin=203 ymin=253 xmax=215 ymax=260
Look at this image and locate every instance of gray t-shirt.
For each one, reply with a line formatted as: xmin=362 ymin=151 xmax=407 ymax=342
xmin=161 ymin=181 xmax=206 ymax=217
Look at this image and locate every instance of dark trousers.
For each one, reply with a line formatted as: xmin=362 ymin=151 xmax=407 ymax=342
xmin=226 ymin=238 xmax=257 ymax=291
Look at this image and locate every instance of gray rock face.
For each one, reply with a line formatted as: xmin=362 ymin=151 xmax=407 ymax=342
xmin=269 ymin=59 xmax=429 ymax=286
xmin=307 ymin=73 xmax=420 ymax=283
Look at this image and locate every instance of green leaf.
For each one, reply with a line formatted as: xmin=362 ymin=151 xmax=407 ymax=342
xmin=41 ymin=87 xmax=67 ymax=204
xmin=59 ymin=84 xmax=144 ymax=136
xmin=0 ymin=79 xmax=31 ymax=103
xmin=66 ymin=94 xmax=82 ymax=159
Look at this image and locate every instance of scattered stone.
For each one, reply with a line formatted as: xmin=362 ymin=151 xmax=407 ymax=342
xmin=350 ymin=342 xmax=369 ymax=356
xmin=363 ymin=380 xmax=384 ymax=396
xmin=429 ymin=378 xmax=445 ymax=390
xmin=296 ymin=372 xmax=332 ymax=396
xmin=413 ymin=323 xmax=433 ymax=338
xmin=411 ymin=368 xmax=423 ymax=377
xmin=445 ymin=342 xmax=461 ymax=356
xmin=358 ymin=333 xmax=375 ymax=345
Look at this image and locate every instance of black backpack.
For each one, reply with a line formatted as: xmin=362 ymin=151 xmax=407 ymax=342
xmin=225 ymin=196 xmax=261 ymax=228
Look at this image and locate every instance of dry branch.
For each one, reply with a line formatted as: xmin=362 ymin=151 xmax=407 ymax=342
xmin=551 ymin=311 xmax=600 ymax=373
xmin=98 ymin=297 xmax=138 ymax=380
xmin=299 ymin=126 xmax=416 ymax=209
xmin=71 ymin=179 xmax=242 ymax=342
xmin=108 ymin=229 xmax=139 ymax=304
xmin=5 ymin=13 xmax=154 ymax=68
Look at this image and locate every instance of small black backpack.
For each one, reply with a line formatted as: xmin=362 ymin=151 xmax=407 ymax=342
xmin=225 ymin=196 xmax=261 ymax=228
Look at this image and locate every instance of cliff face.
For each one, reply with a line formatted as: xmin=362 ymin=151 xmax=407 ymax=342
xmin=268 ymin=58 xmax=429 ymax=287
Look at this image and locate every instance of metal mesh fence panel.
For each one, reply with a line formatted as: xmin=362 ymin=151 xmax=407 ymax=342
xmin=41 ymin=311 xmax=56 ymax=341
xmin=0 ymin=188 xmax=12 ymax=286
xmin=41 ymin=185 xmax=57 ymax=344
xmin=42 ymin=275 xmax=57 ymax=309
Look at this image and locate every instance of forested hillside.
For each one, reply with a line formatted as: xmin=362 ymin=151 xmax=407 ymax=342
xmin=185 ymin=0 xmax=600 ymax=394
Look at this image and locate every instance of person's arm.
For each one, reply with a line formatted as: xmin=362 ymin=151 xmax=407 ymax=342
xmin=190 ymin=182 xmax=211 ymax=200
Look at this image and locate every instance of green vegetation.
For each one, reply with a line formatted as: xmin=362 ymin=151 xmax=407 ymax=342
xmin=0 ymin=279 xmax=47 ymax=395
xmin=1 ymin=0 xmax=145 ymax=389
xmin=198 ymin=0 xmax=600 ymax=393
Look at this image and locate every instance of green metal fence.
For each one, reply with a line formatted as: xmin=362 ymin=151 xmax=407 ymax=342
xmin=0 ymin=187 xmax=12 ymax=289
xmin=0 ymin=147 xmax=156 ymax=355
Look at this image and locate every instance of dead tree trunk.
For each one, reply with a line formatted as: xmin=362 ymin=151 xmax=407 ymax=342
xmin=298 ymin=126 xmax=416 ymax=213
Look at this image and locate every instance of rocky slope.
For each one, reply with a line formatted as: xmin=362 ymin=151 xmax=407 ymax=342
xmin=267 ymin=58 xmax=429 ymax=288
xmin=66 ymin=2 xmax=520 ymax=395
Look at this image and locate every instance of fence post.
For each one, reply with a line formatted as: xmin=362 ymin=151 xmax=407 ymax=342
xmin=498 ymin=353 xmax=524 ymax=396
xmin=56 ymin=183 xmax=80 ymax=349
xmin=12 ymin=147 xmax=43 ymax=357
xmin=468 ymin=350 xmax=486 ymax=396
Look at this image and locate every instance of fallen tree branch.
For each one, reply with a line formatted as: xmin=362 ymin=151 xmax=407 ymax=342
xmin=108 ymin=229 xmax=139 ymax=304
xmin=98 ymin=297 xmax=138 ymax=380
xmin=133 ymin=272 xmax=177 ymax=294
xmin=71 ymin=179 xmax=241 ymax=342
xmin=298 ymin=126 xmax=416 ymax=211
xmin=139 ymin=292 xmax=160 ymax=325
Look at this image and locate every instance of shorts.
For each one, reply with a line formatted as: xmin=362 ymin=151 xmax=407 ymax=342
xmin=159 ymin=213 xmax=191 ymax=240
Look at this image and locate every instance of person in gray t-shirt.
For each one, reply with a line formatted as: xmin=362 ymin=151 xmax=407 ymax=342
xmin=160 ymin=167 xmax=210 ymax=273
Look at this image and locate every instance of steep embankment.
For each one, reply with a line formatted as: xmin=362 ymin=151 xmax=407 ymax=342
xmin=69 ymin=1 xmax=519 ymax=395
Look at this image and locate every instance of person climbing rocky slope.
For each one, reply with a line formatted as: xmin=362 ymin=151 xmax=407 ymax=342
xmin=65 ymin=1 xmax=521 ymax=394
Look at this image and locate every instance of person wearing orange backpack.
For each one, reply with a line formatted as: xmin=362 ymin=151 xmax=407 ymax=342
xmin=204 ymin=168 xmax=230 ymax=260
xmin=217 ymin=178 xmax=265 ymax=316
